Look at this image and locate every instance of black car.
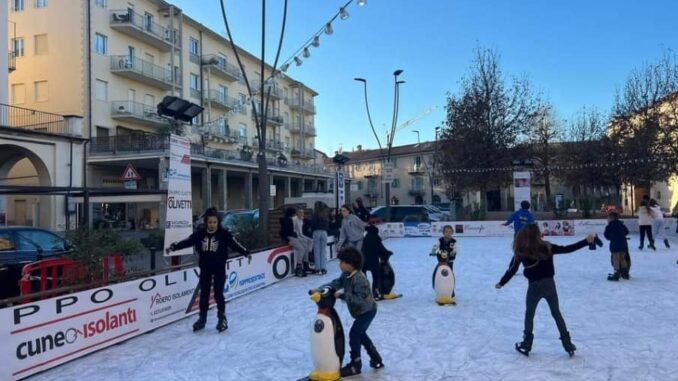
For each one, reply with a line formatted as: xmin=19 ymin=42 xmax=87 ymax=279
xmin=0 ymin=227 xmax=72 ymax=299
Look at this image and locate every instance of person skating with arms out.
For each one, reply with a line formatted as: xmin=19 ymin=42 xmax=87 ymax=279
xmin=503 ymin=200 xmax=535 ymax=236
xmin=495 ymin=224 xmax=601 ymax=357
xmin=166 ymin=207 xmax=250 ymax=332
xmin=310 ymin=247 xmax=384 ymax=377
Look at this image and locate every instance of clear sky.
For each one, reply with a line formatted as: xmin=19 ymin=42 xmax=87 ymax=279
xmin=171 ymin=0 xmax=678 ymax=155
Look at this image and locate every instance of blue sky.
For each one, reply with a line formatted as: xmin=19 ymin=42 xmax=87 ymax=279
xmin=172 ymin=0 xmax=678 ymax=155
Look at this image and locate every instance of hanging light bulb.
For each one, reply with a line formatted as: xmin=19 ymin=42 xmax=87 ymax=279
xmin=311 ymin=35 xmax=320 ymax=47
xmin=339 ymin=7 xmax=349 ymax=20
xmin=294 ymin=56 xmax=303 ymax=66
xmin=325 ymin=22 xmax=334 ymax=35
xmin=357 ymin=0 xmax=367 ymax=5
xmin=280 ymin=63 xmax=290 ymax=72
xmin=303 ymin=47 xmax=311 ymax=58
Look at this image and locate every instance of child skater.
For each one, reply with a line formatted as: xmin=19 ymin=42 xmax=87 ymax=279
xmin=310 ymin=247 xmax=384 ymax=376
xmin=430 ymin=225 xmax=458 ymax=303
xmin=604 ymin=211 xmax=629 ymax=281
xmin=495 ymin=224 xmax=600 ymax=357
xmin=361 ymin=224 xmax=393 ymax=300
xmin=166 ymin=207 xmax=251 ymax=332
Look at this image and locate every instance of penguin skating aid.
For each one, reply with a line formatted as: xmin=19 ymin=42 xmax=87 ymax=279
xmin=431 ymin=248 xmax=456 ymax=305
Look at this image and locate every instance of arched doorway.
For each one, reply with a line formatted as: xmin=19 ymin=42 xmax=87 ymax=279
xmin=0 ymin=144 xmax=52 ymax=228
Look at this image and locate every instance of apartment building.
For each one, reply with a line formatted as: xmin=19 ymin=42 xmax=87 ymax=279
xmin=332 ymin=142 xmax=449 ymax=208
xmin=7 ymin=0 xmax=328 ymax=229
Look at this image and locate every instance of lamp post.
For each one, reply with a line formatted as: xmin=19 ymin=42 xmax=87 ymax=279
xmin=434 ymin=126 xmax=440 ymax=205
xmin=354 ymin=69 xmax=404 ymax=221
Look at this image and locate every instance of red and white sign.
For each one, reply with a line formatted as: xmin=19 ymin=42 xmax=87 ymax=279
xmin=120 ymin=163 xmax=141 ymax=181
xmin=0 ymin=238 xmax=339 ymax=381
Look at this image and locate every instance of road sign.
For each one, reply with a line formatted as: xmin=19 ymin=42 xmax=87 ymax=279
xmin=383 ymin=162 xmax=394 ymax=183
xmin=121 ymin=163 xmax=141 ymax=181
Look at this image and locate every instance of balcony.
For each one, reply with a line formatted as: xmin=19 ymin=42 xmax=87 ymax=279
xmin=201 ymin=54 xmax=242 ymax=82
xmin=291 ymin=148 xmax=315 ymax=160
xmin=408 ymin=187 xmax=426 ymax=196
xmin=251 ymin=108 xmax=284 ymax=126
xmin=0 ymin=103 xmax=71 ymax=136
xmin=252 ymin=81 xmax=283 ymax=100
xmin=204 ymin=90 xmax=238 ymax=111
xmin=8 ymin=51 xmax=16 ymax=72
xmin=90 ymin=134 xmax=169 ymax=157
xmin=110 ymin=55 xmax=181 ymax=90
xmin=190 ymin=145 xmax=328 ymax=175
xmin=287 ymin=98 xmax=316 ymax=114
xmin=364 ymin=167 xmax=380 ymax=178
xmin=288 ymin=122 xmax=316 ymax=136
xmin=110 ymin=101 xmax=167 ymax=127
xmin=109 ymin=10 xmax=180 ymax=52
xmin=408 ymin=164 xmax=426 ymax=175
xmin=252 ymin=137 xmax=284 ymax=151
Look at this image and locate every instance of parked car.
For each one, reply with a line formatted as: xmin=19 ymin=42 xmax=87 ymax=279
xmin=423 ymin=205 xmax=451 ymax=221
xmin=369 ymin=205 xmax=440 ymax=224
xmin=433 ymin=202 xmax=451 ymax=212
xmin=222 ymin=209 xmax=259 ymax=231
xmin=0 ymin=227 xmax=72 ymax=300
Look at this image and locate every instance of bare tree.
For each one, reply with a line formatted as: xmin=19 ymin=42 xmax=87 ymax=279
xmin=526 ymin=102 xmax=562 ymax=210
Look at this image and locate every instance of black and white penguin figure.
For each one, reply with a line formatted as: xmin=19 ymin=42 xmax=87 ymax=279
xmin=378 ymin=251 xmax=402 ymax=299
xmin=303 ymin=286 xmax=345 ymax=381
xmin=430 ymin=243 xmax=456 ymax=305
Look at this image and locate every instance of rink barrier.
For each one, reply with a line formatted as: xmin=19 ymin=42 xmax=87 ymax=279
xmin=0 ymin=237 xmax=339 ymax=381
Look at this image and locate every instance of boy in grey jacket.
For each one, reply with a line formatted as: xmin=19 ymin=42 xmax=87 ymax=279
xmin=310 ymin=247 xmax=384 ymax=377
xmin=338 ymin=204 xmax=367 ymax=251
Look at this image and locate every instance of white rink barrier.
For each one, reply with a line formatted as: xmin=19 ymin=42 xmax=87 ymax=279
xmin=0 ymin=237 xmax=339 ymax=381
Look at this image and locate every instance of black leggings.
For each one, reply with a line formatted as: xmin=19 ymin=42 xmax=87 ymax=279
xmin=364 ymin=267 xmax=381 ymax=295
xmin=639 ymin=225 xmax=654 ymax=247
xmin=199 ymin=264 xmax=226 ymax=319
xmin=524 ymin=278 xmax=568 ymax=337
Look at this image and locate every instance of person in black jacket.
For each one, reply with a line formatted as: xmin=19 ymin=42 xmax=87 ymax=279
xmin=354 ymin=197 xmax=371 ymax=223
xmin=604 ymin=212 xmax=629 ymax=281
xmin=361 ymin=224 xmax=392 ymax=300
xmin=495 ymin=224 xmax=598 ymax=357
xmin=430 ymin=225 xmax=458 ymax=302
xmin=166 ymin=207 xmax=250 ymax=332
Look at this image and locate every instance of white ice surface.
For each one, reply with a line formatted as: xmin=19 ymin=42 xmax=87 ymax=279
xmin=29 ymin=235 xmax=678 ymax=381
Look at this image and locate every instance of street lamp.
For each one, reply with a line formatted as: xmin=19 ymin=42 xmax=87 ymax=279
xmin=355 ymin=69 xmax=404 ymax=221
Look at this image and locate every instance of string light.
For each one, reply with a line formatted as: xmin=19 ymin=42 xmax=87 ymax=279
xmin=440 ymin=156 xmax=673 ymax=174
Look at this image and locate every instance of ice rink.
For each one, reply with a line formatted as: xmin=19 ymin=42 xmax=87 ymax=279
xmin=29 ymin=234 xmax=678 ymax=381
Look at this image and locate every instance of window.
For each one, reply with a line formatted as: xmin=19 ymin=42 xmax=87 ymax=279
xmin=392 ymin=178 xmax=400 ymax=188
xmin=13 ymin=0 xmax=25 ymax=11
xmin=95 ymin=0 xmax=107 ymax=8
xmin=144 ymin=94 xmax=155 ymax=107
xmin=191 ymin=115 xmax=201 ymax=125
xmin=190 ymin=73 xmax=200 ymax=98
xmin=34 ymin=0 xmax=47 ymax=8
xmin=128 ymin=46 xmax=135 ymax=61
xmin=34 ymin=81 xmax=48 ymax=102
xmin=238 ymin=123 xmax=247 ymax=141
xmin=218 ymin=85 xmax=227 ymax=101
xmin=95 ymin=79 xmax=108 ymax=101
xmin=357 ymin=181 xmax=363 ymax=191
xmin=34 ymin=34 xmax=48 ymax=55
xmin=16 ymin=230 xmax=65 ymax=251
xmin=95 ymin=33 xmax=107 ymax=55
xmin=12 ymin=38 xmax=25 ymax=57
xmin=189 ymin=38 xmax=199 ymax=56
xmin=96 ymin=126 xmax=109 ymax=137
xmin=11 ymin=83 xmax=26 ymax=104
xmin=144 ymin=12 xmax=153 ymax=32
xmin=217 ymin=53 xmax=227 ymax=67
xmin=239 ymin=93 xmax=247 ymax=115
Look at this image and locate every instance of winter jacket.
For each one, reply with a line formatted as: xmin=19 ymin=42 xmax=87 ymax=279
xmin=339 ymin=214 xmax=366 ymax=247
xmin=650 ymin=206 xmax=664 ymax=221
xmin=361 ymin=225 xmax=391 ymax=271
xmin=279 ymin=217 xmax=297 ymax=242
xmin=324 ymin=270 xmax=377 ymax=318
xmin=498 ymin=239 xmax=589 ymax=286
xmin=355 ymin=206 xmax=371 ymax=223
xmin=310 ymin=213 xmax=330 ymax=232
xmin=432 ymin=237 xmax=457 ymax=262
xmin=604 ymin=220 xmax=629 ymax=253
xmin=505 ymin=209 xmax=535 ymax=233
xmin=171 ymin=228 xmax=249 ymax=267
xmin=637 ymin=207 xmax=653 ymax=226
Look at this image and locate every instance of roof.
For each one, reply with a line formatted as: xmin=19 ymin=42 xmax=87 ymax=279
xmin=333 ymin=141 xmax=437 ymax=164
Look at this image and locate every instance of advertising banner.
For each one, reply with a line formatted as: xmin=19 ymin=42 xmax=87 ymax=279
xmin=0 ymin=238 xmax=342 ymax=381
xmin=513 ymin=171 xmax=531 ymax=211
xmin=0 ymin=195 xmax=6 ymax=226
xmin=164 ymin=135 xmax=193 ymax=256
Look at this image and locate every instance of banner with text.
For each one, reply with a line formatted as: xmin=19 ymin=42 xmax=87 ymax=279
xmin=513 ymin=171 xmax=531 ymax=211
xmin=164 ymin=134 xmax=193 ymax=256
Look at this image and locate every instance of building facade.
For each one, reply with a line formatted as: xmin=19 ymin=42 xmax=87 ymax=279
xmin=7 ymin=0 xmax=330 ymax=230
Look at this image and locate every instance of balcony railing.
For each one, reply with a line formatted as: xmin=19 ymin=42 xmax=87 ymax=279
xmin=408 ymin=164 xmax=426 ymax=174
xmin=288 ymin=122 xmax=316 ymax=136
xmin=252 ymin=81 xmax=283 ymax=99
xmin=90 ymin=134 xmax=169 ymax=156
xmin=110 ymin=55 xmax=180 ymax=90
xmin=109 ymin=9 xmax=179 ymax=51
xmin=291 ymin=148 xmax=315 ymax=159
xmin=110 ymin=101 xmax=167 ymax=127
xmin=204 ymin=90 xmax=238 ymax=110
xmin=409 ymin=187 xmax=426 ymax=196
xmin=251 ymin=137 xmax=283 ymax=151
xmin=8 ymin=51 xmax=16 ymax=72
xmin=0 ymin=103 xmax=68 ymax=136
xmin=201 ymin=54 xmax=242 ymax=81
xmin=287 ymin=98 xmax=316 ymax=114
xmin=252 ymin=107 xmax=284 ymax=125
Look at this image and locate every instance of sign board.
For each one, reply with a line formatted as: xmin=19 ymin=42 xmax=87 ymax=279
xmin=124 ymin=180 xmax=137 ymax=190
xmin=121 ymin=163 xmax=141 ymax=181
xmin=270 ymin=185 xmax=277 ymax=197
xmin=512 ymin=171 xmax=531 ymax=211
xmin=383 ymin=162 xmax=394 ymax=184
xmin=350 ymin=183 xmax=359 ymax=192
xmin=336 ymin=171 xmax=345 ymax=207
xmin=164 ymin=135 xmax=193 ymax=256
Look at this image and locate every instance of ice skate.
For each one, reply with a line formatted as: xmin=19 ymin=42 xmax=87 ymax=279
xmin=560 ymin=332 xmax=576 ymax=357
xmin=514 ymin=333 xmax=533 ymax=357
xmin=216 ymin=315 xmax=228 ymax=332
xmin=364 ymin=343 xmax=384 ymax=369
xmin=192 ymin=316 xmax=206 ymax=332
xmin=340 ymin=357 xmax=362 ymax=377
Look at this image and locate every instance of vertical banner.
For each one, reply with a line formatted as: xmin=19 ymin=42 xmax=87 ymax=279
xmin=337 ymin=171 xmax=345 ymax=207
xmin=164 ymin=134 xmax=193 ymax=256
xmin=0 ymin=196 xmax=6 ymax=226
xmin=513 ymin=171 xmax=531 ymax=211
